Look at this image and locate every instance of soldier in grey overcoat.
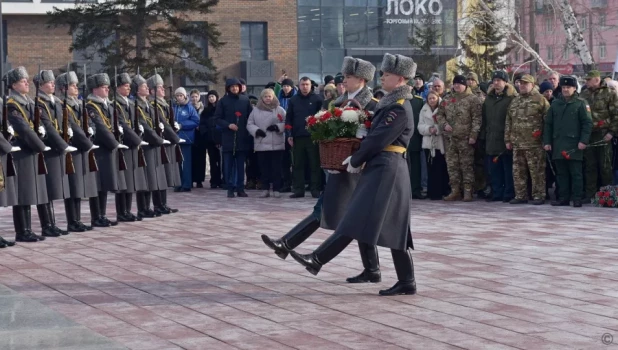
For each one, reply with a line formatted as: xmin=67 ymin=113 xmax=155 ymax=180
xmin=261 ymin=56 xmax=382 ymax=284
xmin=289 ymin=53 xmax=418 ymax=296
xmin=85 ymin=73 xmax=128 ymax=227
xmin=113 ymin=73 xmax=148 ymax=222
xmin=5 ymin=66 xmax=49 ymax=242
xmin=56 ymin=71 xmax=98 ymax=232
xmin=132 ymin=74 xmax=167 ymax=219
xmin=35 ymin=70 xmax=78 ymax=237
xmin=0 ymin=129 xmax=18 ymax=247
xmin=148 ymin=74 xmax=179 ymax=214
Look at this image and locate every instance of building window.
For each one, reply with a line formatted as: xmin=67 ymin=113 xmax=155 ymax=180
xmin=241 ymin=22 xmax=267 ymax=60
xmin=181 ymin=22 xmax=209 ymax=60
xmin=514 ymin=51 xmax=520 ymax=62
xmin=600 ymin=42 xmax=606 ymax=58
xmin=1 ymin=20 xmax=6 ymax=65
xmin=562 ymin=45 xmax=569 ymax=60
xmin=547 ymin=46 xmax=553 ymax=60
xmin=545 ymin=16 xmax=553 ymax=32
xmin=599 ymin=13 xmax=606 ymax=28
xmin=580 ymin=16 xmax=587 ymax=30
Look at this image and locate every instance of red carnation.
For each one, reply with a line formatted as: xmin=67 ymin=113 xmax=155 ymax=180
xmin=532 ymin=130 xmax=541 ymax=138
xmin=605 ymin=191 xmax=611 ymax=197
xmin=307 ymin=117 xmax=317 ymax=126
xmin=441 ymin=101 xmax=447 ymax=107
xmin=285 ymin=125 xmax=292 ymax=130
xmin=334 ymin=108 xmax=343 ymax=117
xmin=451 ymin=98 xmax=456 ymax=103
xmin=364 ymin=120 xmax=372 ymax=128
xmin=492 ymin=156 xmax=499 ymax=163
xmin=320 ymin=111 xmax=332 ymax=121
xmin=235 ymin=111 xmax=242 ymax=117
xmin=608 ymin=200 xmax=614 ymax=207
xmin=599 ymin=199 xmax=606 ymax=206
xmin=598 ymin=120 xmax=605 ymax=127
xmin=564 ymin=153 xmax=571 ymax=160
xmin=277 ymin=114 xmax=283 ymax=122
xmin=561 ymin=150 xmax=569 ymax=158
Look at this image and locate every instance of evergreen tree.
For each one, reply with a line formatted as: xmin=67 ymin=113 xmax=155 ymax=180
xmin=47 ymin=0 xmax=223 ymax=82
xmin=408 ymin=14 xmax=442 ymax=77
xmin=457 ymin=1 xmax=512 ymax=82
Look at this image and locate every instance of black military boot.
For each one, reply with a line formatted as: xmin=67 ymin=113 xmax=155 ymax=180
xmin=90 ymin=196 xmax=109 ymax=227
xmin=65 ymin=198 xmax=85 ymax=232
xmin=152 ymin=190 xmax=169 ymax=215
xmin=290 ymin=234 xmax=353 ymax=276
xmin=0 ymin=235 xmax=15 ymax=247
xmin=14 ymin=206 xmax=41 ymax=242
xmin=145 ymin=191 xmax=160 ymax=217
xmin=116 ymin=193 xmax=132 ymax=222
xmin=37 ymin=204 xmax=60 ymax=237
xmin=346 ymin=242 xmax=381 ymax=283
xmin=23 ymin=206 xmax=45 ymax=241
xmin=47 ymin=202 xmax=69 ymax=235
xmin=98 ymin=192 xmax=118 ymax=226
xmin=161 ymin=190 xmax=178 ymax=213
xmin=75 ymin=199 xmax=92 ymax=231
xmin=125 ymin=193 xmax=140 ymax=221
xmin=137 ymin=192 xmax=156 ymax=219
xmin=379 ymin=249 xmax=417 ymax=296
xmin=261 ymin=214 xmax=320 ymax=260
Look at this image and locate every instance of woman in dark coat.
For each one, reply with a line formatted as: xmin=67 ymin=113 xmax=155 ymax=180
xmin=199 ymin=90 xmax=223 ymax=188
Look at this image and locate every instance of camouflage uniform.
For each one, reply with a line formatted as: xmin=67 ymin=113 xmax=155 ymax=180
xmin=579 ymin=80 xmax=618 ymax=199
xmin=467 ymin=75 xmax=488 ymax=195
xmin=436 ymin=88 xmax=482 ymax=196
xmin=505 ymin=89 xmax=550 ymax=200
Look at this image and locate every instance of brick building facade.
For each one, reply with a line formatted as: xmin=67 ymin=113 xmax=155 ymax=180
xmin=1 ymin=0 xmax=297 ymax=94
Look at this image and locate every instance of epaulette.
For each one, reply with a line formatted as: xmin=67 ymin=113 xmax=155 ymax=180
xmin=413 ymin=95 xmax=424 ymax=100
xmin=371 ymin=97 xmax=379 ymax=103
xmin=396 ymin=99 xmax=405 ymax=105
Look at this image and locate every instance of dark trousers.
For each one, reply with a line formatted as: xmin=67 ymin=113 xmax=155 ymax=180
xmin=292 ymin=136 xmax=321 ymax=193
xmin=223 ymin=151 xmax=246 ymax=192
xmin=488 ymin=153 xmax=514 ymax=200
xmin=555 ymin=159 xmax=584 ymax=201
xmin=425 ymin=149 xmax=450 ymax=200
xmin=407 ymin=151 xmax=422 ymax=196
xmin=180 ymin=144 xmax=192 ymax=190
xmin=281 ymin=144 xmax=292 ymax=189
xmin=206 ymin=142 xmax=222 ymax=187
xmin=192 ymin=139 xmax=206 ymax=184
xmin=258 ymin=151 xmax=284 ymax=191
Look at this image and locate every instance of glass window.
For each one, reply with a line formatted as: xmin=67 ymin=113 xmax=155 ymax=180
xmin=322 ymin=49 xmax=345 ymax=73
xmin=299 ymin=0 xmax=320 ymax=5
xmin=547 ymin=46 xmax=553 ymax=60
xmin=299 ymin=49 xmax=322 ymax=73
xmin=241 ymin=22 xmax=267 ymax=60
xmin=345 ymin=0 xmax=366 ymax=5
xmin=600 ymin=43 xmax=606 ymax=58
xmin=599 ymin=13 xmax=606 ymax=28
xmin=562 ymin=45 xmax=569 ymax=60
xmin=580 ymin=16 xmax=587 ymax=30
xmin=545 ymin=17 xmax=553 ymax=32
xmin=298 ymin=7 xmax=321 ymax=49
xmin=322 ymin=7 xmax=344 ymax=48
xmin=322 ymin=0 xmax=344 ymax=6
xmin=345 ymin=7 xmax=368 ymax=46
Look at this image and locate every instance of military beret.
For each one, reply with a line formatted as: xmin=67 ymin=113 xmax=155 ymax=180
xmin=55 ymin=71 xmax=79 ymax=89
xmin=113 ymin=73 xmax=132 ymax=87
xmin=5 ymin=66 xmax=29 ymax=86
xmin=380 ymin=53 xmax=417 ymax=80
xmin=146 ymin=74 xmax=164 ymax=90
xmin=452 ymin=75 xmax=467 ymax=87
xmin=560 ymin=76 xmax=578 ymax=88
xmin=466 ymin=72 xmax=479 ymax=82
xmin=492 ymin=70 xmax=509 ymax=82
xmin=87 ymin=73 xmax=110 ymax=91
xmin=33 ymin=70 xmax=55 ymax=85
xmin=585 ymin=70 xmax=601 ymax=79
xmin=342 ymin=56 xmax=376 ymax=82
xmin=520 ymin=74 xmax=535 ymax=84
xmin=334 ymin=73 xmax=344 ymax=85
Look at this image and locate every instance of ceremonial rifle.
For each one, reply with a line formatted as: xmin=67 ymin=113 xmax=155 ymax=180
xmin=113 ymin=67 xmax=127 ymax=171
xmin=168 ymin=68 xmax=183 ymax=163
xmin=34 ymin=65 xmax=48 ymax=175
xmin=134 ymin=67 xmax=146 ymax=168
xmin=62 ymin=63 xmax=75 ymax=175
xmin=1 ymin=77 xmax=16 ymax=177
xmin=82 ymin=64 xmax=99 ymax=172
xmin=153 ymin=68 xmax=169 ymax=165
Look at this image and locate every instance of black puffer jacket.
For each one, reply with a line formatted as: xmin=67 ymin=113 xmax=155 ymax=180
xmin=200 ymin=90 xmax=221 ymax=144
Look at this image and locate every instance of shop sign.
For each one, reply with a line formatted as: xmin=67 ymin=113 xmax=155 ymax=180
xmin=385 ymin=0 xmax=444 ymax=24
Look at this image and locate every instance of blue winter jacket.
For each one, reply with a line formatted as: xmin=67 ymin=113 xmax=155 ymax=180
xmin=173 ymin=101 xmax=200 ymax=144
xmin=214 ymin=78 xmax=254 ymax=153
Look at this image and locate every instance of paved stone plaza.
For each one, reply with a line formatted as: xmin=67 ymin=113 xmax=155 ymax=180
xmin=0 ymin=190 xmax=617 ymax=349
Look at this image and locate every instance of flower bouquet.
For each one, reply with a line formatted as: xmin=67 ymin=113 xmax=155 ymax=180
xmin=560 ymin=139 xmax=609 ymax=160
xmin=592 ymin=185 xmax=618 ymax=208
xmin=306 ymin=100 xmax=370 ymax=171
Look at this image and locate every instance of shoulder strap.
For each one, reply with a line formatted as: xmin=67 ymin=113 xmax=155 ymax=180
xmin=6 ymin=98 xmax=34 ymax=131
xmin=87 ymin=101 xmax=112 ymax=130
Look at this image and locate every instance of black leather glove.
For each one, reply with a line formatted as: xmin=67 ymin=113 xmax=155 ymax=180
xmin=266 ymin=124 xmax=280 ymax=132
xmin=255 ymin=129 xmax=267 ymax=138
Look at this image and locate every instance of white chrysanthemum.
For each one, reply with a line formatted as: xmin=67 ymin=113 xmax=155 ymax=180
xmin=341 ymin=110 xmax=359 ymax=123
xmin=312 ymin=111 xmax=325 ymax=122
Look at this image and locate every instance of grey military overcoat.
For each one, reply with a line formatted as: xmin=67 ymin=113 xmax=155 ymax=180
xmin=152 ymin=99 xmax=181 ymax=187
xmin=136 ymin=98 xmax=168 ymax=191
xmin=67 ymin=100 xmax=98 ymax=198
xmin=0 ymin=132 xmax=17 ymax=207
xmin=115 ymin=98 xmax=148 ymax=193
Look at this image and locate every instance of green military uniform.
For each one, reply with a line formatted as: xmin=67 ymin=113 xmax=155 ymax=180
xmin=505 ymin=76 xmax=550 ymax=202
xmin=543 ymin=88 xmax=593 ymax=203
xmin=406 ymin=95 xmax=425 ymax=198
xmin=578 ymin=70 xmax=618 ymax=199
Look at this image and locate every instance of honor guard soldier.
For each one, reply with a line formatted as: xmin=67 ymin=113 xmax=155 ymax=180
xmin=112 ymin=72 xmax=149 ymax=222
xmin=55 ymin=71 xmax=98 ymax=232
xmin=35 ymin=70 xmax=78 ymax=237
xmin=289 ymin=53 xmax=418 ymax=296
xmin=5 ymin=66 xmax=49 ymax=242
xmin=544 ymin=76 xmax=593 ymax=207
xmin=0 ymin=110 xmax=19 ymax=247
xmin=132 ymin=74 xmax=167 ymax=218
xmin=85 ymin=73 xmax=129 ymax=226
xmin=148 ymin=73 xmax=179 ymax=214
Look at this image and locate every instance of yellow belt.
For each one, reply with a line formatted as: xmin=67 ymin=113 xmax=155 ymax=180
xmin=383 ymin=145 xmax=407 ymax=153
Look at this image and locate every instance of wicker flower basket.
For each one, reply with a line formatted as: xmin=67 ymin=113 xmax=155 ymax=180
xmin=319 ymin=138 xmax=361 ymax=171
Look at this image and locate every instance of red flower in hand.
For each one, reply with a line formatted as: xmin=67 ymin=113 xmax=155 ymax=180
xmin=561 ymin=150 xmax=569 ymax=158
xmin=235 ymin=111 xmax=242 ymax=117
xmin=451 ymin=98 xmax=456 ymax=103
xmin=532 ymin=130 xmax=541 ymax=138
xmin=334 ymin=108 xmax=343 ymax=117
xmin=598 ymin=120 xmax=605 ymax=127
xmin=285 ymin=125 xmax=292 ymax=130
xmin=364 ymin=120 xmax=372 ymax=128
xmin=492 ymin=156 xmax=499 ymax=163
xmin=277 ymin=114 xmax=283 ymax=122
